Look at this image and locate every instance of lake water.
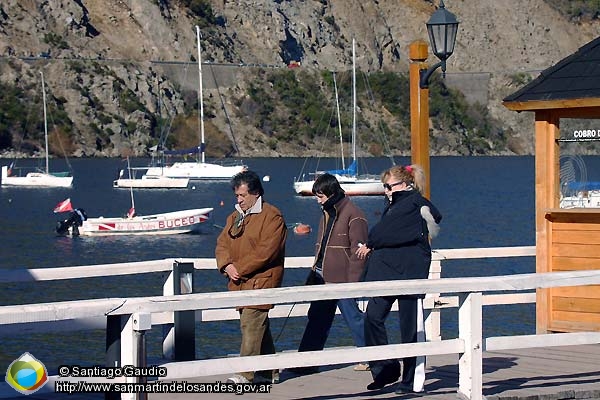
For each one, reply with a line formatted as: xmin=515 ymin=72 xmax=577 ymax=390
xmin=0 ymin=155 xmax=598 ymax=373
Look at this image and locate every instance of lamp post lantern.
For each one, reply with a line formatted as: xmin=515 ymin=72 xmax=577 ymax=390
xmin=420 ymin=0 xmax=459 ymax=88
xmin=409 ymin=0 xmax=459 ymax=198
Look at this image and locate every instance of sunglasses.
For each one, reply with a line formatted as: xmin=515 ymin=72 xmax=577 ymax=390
xmin=383 ymin=181 xmax=404 ymax=191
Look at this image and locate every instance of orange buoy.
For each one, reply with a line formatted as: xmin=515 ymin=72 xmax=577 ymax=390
xmin=293 ymin=223 xmax=311 ymax=235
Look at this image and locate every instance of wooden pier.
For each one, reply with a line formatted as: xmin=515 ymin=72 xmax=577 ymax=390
xmin=153 ymin=345 xmax=600 ymax=400
xmin=8 ymin=344 xmax=600 ymax=399
xmin=1 ymin=248 xmax=599 ymax=400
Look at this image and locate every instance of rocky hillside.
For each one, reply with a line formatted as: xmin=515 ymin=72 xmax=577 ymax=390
xmin=0 ymin=0 xmax=599 ymax=158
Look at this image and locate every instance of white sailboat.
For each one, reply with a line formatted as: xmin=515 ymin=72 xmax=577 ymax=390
xmin=56 ymin=207 xmax=213 ymax=236
xmin=560 ymin=181 xmax=600 ymax=208
xmin=113 ymin=162 xmax=189 ymax=189
xmin=1 ymin=72 xmax=73 ymax=188
xmin=57 ymin=176 xmax=212 ymax=236
xmin=144 ymin=25 xmax=247 ymax=181
xmin=113 ymin=173 xmax=190 ymax=189
xmin=294 ymin=39 xmax=383 ymax=196
xmin=81 ymin=176 xmax=211 ymax=234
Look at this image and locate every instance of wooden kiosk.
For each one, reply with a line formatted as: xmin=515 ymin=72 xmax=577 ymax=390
xmin=503 ymin=37 xmax=600 ymax=334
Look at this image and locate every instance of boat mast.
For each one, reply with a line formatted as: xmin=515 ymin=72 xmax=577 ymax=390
xmin=127 ymin=157 xmax=135 ymax=211
xmin=332 ymin=72 xmax=345 ymax=170
xmin=196 ymin=25 xmax=205 ymax=164
xmin=40 ymin=71 xmax=49 ymax=174
xmin=352 ymin=39 xmax=357 ymax=169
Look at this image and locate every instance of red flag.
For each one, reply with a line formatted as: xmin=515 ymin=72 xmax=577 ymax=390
xmin=53 ymin=198 xmax=73 ymax=213
xmin=127 ymin=207 xmax=136 ymax=219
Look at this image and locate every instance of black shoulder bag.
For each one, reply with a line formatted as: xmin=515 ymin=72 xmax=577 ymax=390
xmin=305 ymin=269 xmax=324 ymax=285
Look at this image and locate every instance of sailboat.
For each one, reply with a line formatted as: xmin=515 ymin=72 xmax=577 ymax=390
xmin=56 ymin=203 xmax=213 ymax=236
xmin=294 ymin=39 xmax=383 ymax=196
xmin=144 ymin=26 xmax=247 ymax=181
xmin=1 ymin=72 xmax=73 ymax=188
xmin=57 ymin=163 xmax=212 ymax=236
xmin=560 ymin=181 xmax=600 ymax=208
xmin=113 ymin=162 xmax=189 ymax=189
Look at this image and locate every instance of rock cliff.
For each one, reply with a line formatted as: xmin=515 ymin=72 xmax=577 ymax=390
xmin=0 ymin=0 xmax=599 ymax=157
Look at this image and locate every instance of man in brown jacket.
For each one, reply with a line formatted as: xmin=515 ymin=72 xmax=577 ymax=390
xmin=216 ymin=170 xmax=287 ymax=384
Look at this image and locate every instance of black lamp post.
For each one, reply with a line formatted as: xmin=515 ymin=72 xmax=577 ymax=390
xmin=419 ymin=0 xmax=459 ymax=88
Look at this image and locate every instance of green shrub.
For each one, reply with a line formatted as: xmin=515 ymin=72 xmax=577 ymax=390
xmin=544 ymin=0 xmax=600 ymax=20
xmin=67 ymin=61 xmax=86 ymax=74
xmin=509 ymin=72 xmax=533 ymax=87
xmin=97 ymin=113 xmax=113 ymax=125
xmin=180 ymin=0 xmax=216 ymax=27
xmin=249 ymin=69 xmax=332 ymax=142
xmin=43 ymin=32 xmax=69 ymax=49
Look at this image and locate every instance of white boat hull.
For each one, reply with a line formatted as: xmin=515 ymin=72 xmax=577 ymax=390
xmin=560 ymin=190 xmax=600 ymax=208
xmin=76 ymin=208 xmax=212 ymax=236
xmin=113 ymin=176 xmax=189 ymax=189
xmin=294 ymin=175 xmax=383 ymax=196
xmin=145 ymin=162 xmax=246 ymax=180
xmin=1 ymin=166 xmax=73 ymax=187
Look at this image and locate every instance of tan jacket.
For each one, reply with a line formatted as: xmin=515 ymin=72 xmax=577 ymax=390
xmin=215 ymin=201 xmax=286 ymax=309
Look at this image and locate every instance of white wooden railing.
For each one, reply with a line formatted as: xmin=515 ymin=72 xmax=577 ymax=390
xmin=3 ymin=246 xmax=600 ymax=400
xmin=0 ymin=246 xmax=537 ymax=340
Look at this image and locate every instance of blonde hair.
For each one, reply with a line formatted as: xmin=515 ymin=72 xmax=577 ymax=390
xmin=381 ymin=164 xmax=426 ymax=194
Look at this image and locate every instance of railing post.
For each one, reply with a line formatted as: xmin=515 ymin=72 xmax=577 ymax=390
xmin=425 ymin=259 xmax=442 ymax=341
xmin=458 ymin=292 xmax=483 ymax=400
xmin=121 ymin=313 xmax=151 ymax=400
xmin=162 ymin=261 xmax=195 ymax=361
xmin=105 ymin=315 xmax=125 ymax=400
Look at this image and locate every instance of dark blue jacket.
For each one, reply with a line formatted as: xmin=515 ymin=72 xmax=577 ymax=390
xmin=362 ymin=190 xmax=442 ymax=283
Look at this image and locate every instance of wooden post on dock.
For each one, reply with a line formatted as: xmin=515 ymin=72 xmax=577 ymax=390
xmin=409 ymin=40 xmax=431 ymax=199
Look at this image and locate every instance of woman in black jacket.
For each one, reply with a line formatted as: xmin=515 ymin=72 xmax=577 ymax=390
xmin=356 ymin=164 xmax=442 ymax=394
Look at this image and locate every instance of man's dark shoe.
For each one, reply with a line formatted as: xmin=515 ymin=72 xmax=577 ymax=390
xmin=288 ymin=366 xmax=318 ymax=375
xmin=366 ymin=374 xmax=398 ymax=390
xmin=394 ymin=382 xmax=424 ymax=394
